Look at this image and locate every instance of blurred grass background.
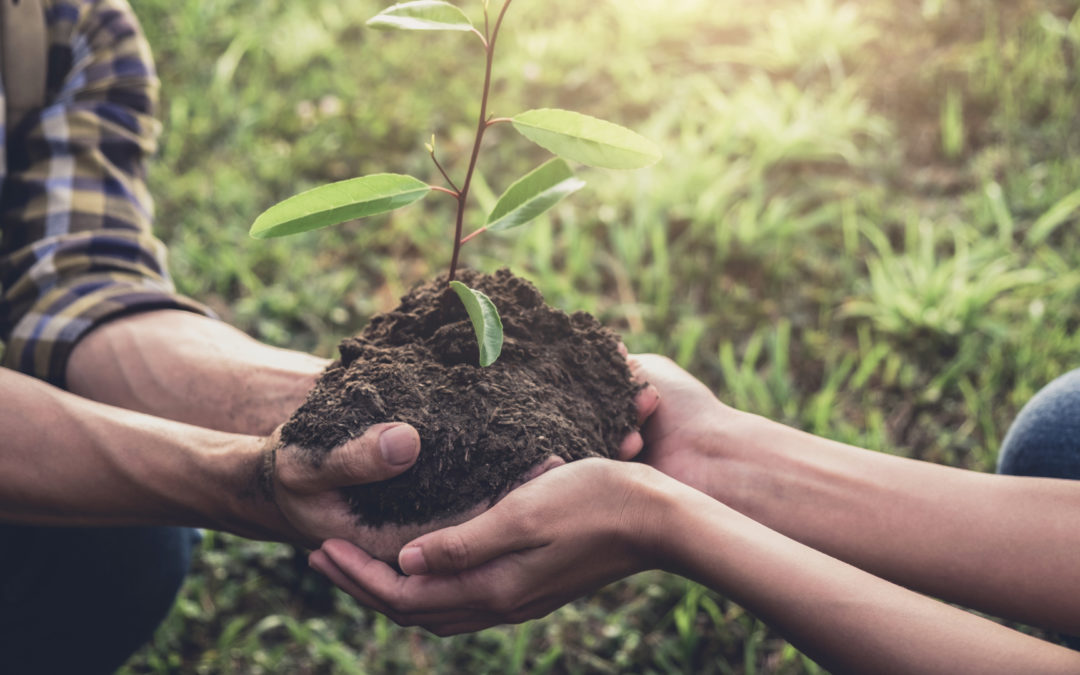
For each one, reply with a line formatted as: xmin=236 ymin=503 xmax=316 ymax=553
xmin=121 ymin=0 xmax=1080 ymax=672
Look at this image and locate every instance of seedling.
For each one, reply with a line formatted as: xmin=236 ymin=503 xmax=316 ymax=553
xmin=249 ymin=0 xmax=661 ymax=366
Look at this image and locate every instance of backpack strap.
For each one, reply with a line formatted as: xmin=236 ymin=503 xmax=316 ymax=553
xmin=1 ymin=0 xmax=48 ymax=129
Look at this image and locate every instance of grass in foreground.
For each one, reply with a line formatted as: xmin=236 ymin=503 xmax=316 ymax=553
xmin=121 ymin=0 xmax=1080 ymax=672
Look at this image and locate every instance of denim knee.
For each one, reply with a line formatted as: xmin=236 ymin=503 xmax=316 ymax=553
xmin=997 ymin=369 xmax=1080 ymax=480
xmin=0 ymin=525 xmax=199 ymax=675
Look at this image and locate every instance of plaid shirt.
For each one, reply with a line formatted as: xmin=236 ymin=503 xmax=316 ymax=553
xmin=0 ymin=0 xmax=209 ymax=386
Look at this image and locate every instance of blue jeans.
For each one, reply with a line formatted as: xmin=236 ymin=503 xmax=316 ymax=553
xmin=0 ymin=525 xmax=198 ymax=674
xmin=997 ymin=368 xmax=1080 ymax=649
xmin=998 ymin=369 xmax=1080 ymax=480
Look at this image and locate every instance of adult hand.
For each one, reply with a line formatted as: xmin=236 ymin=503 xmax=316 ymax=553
xmin=252 ymin=422 xmax=423 ymax=550
xmin=630 ymin=354 xmax=744 ymax=500
xmin=0 ymin=366 xmax=423 ymax=551
xmin=307 ymin=458 xmax=678 ymax=635
xmin=268 ymin=345 xmax=656 ymax=557
xmin=612 ymin=343 xmax=661 ymax=460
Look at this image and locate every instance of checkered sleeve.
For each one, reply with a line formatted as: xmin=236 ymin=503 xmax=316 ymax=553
xmin=0 ymin=0 xmax=211 ymax=386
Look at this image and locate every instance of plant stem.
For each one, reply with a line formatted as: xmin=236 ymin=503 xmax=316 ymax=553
xmin=431 ymin=152 xmax=460 ymax=193
xmin=469 ymin=27 xmax=488 ymax=48
xmin=460 ymin=225 xmax=487 ymax=245
xmin=448 ymin=0 xmax=514 ymax=282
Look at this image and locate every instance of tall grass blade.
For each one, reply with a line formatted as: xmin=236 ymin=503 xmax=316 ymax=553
xmin=1026 ymin=188 xmax=1080 ymax=245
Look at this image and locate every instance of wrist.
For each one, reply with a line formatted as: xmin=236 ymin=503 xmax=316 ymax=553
xmin=646 ymin=406 xmax=765 ymax=505
xmin=206 ymin=433 xmax=299 ymax=543
xmin=698 ymin=409 xmax=783 ymax=503
xmin=619 ymin=464 xmax=709 ymax=571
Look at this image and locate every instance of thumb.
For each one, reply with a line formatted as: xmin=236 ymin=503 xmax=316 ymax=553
xmin=398 ymin=504 xmax=537 ymax=576
xmin=279 ymin=422 xmax=420 ymax=493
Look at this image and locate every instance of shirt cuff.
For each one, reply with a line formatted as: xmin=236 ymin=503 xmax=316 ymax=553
xmin=1 ymin=273 xmax=214 ymax=387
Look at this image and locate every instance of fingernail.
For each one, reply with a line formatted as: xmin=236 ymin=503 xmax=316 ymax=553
xmin=399 ymin=546 xmax=429 ymax=575
xmin=380 ymin=425 xmax=419 ymax=466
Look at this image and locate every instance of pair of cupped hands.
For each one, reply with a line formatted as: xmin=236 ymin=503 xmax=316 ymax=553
xmin=273 ymin=352 xmax=733 ymax=636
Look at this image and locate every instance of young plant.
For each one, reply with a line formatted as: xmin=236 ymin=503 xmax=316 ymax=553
xmin=249 ymin=0 xmax=661 ymax=366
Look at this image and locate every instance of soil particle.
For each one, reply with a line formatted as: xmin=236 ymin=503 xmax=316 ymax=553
xmin=280 ymin=269 xmax=640 ymax=526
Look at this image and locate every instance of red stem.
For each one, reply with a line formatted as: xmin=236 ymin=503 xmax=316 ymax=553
xmin=448 ymin=0 xmax=514 ymax=282
xmin=460 ymin=225 xmax=488 ymax=245
xmin=470 ymin=27 xmax=488 ymax=48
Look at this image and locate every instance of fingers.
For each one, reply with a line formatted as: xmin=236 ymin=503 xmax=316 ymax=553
xmin=310 ymin=545 xmax=479 ymax=630
xmin=398 ymin=503 xmax=539 ymax=576
xmin=635 ymin=383 xmax=660 ymax=425
xmin=278 ymin=422 xmax=420 ymax=493
xmin=614 ymin=379 xmax=659 ymax=461
xmin=614 ymin=345 xmax=661 ymax=461
xmin=309 ymin=548 xmax=393 ymax=615
xmin=618 ymin=430 xmax=644 ymax=461
xmin=316 ymin=539 xmax=505 ymax=618
xmin=313 ymin=538 xmax=555 ymax=637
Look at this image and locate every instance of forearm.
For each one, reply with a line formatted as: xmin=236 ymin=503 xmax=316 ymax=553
xmin=66 ymin=310 xmax=327 ymax=435
xmin=0 ymin=368 xmax=287 ymax=540
xmin=709 ymin=413 xmax=1080 ymax=634
xmin=656 ymin=484 xmax=1080 ymax=674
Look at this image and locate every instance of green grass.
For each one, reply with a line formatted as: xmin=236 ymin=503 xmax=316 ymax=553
xmin=120 ymin=0 xmax=1080 ymax=671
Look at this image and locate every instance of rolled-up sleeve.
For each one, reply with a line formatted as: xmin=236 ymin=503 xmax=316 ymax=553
xmin=0 ymin=0 xmax=210 ymax=386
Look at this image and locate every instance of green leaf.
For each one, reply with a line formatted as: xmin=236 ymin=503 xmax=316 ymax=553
xmin=250 ymin=174 xmax=430 ymax=239
xmin=487 ymin=159 xmax=586 ymax=231
xmin=511 ymin=109 xmax=662 ymax=170
xmin=366 ymin=1 xmax=474 ymax=32
xmin=449 ymin=281 xmax=504 ymax=367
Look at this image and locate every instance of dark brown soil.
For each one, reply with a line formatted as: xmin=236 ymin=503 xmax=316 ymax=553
xmin=280 ymin=269 xmax=640 ymax=527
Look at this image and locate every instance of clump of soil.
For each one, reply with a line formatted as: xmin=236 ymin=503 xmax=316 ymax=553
xmin=280 ymin=268 xmax=640 ymax=527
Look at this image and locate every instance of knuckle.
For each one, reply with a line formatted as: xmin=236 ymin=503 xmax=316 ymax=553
xmin=327 ymin=445 xmax=367 ymax=483
xmin=439 ymin=530 xmax=472 ymax=571
xmin=327 ymin=433 xmax=387 ymax=486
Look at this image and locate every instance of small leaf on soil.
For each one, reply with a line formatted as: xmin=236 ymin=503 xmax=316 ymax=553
xmin=250 ymin=174 xmax=430 ymax=239
xmin=487 ymin=159 xmax=586 ymax=232
xmin=449 ymin=281 xmax=504 ymax=367
xmin=367 ymin=1 xmax=475 ymax=32
xmin=511 ymin=109 xmax=662 ymax=170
